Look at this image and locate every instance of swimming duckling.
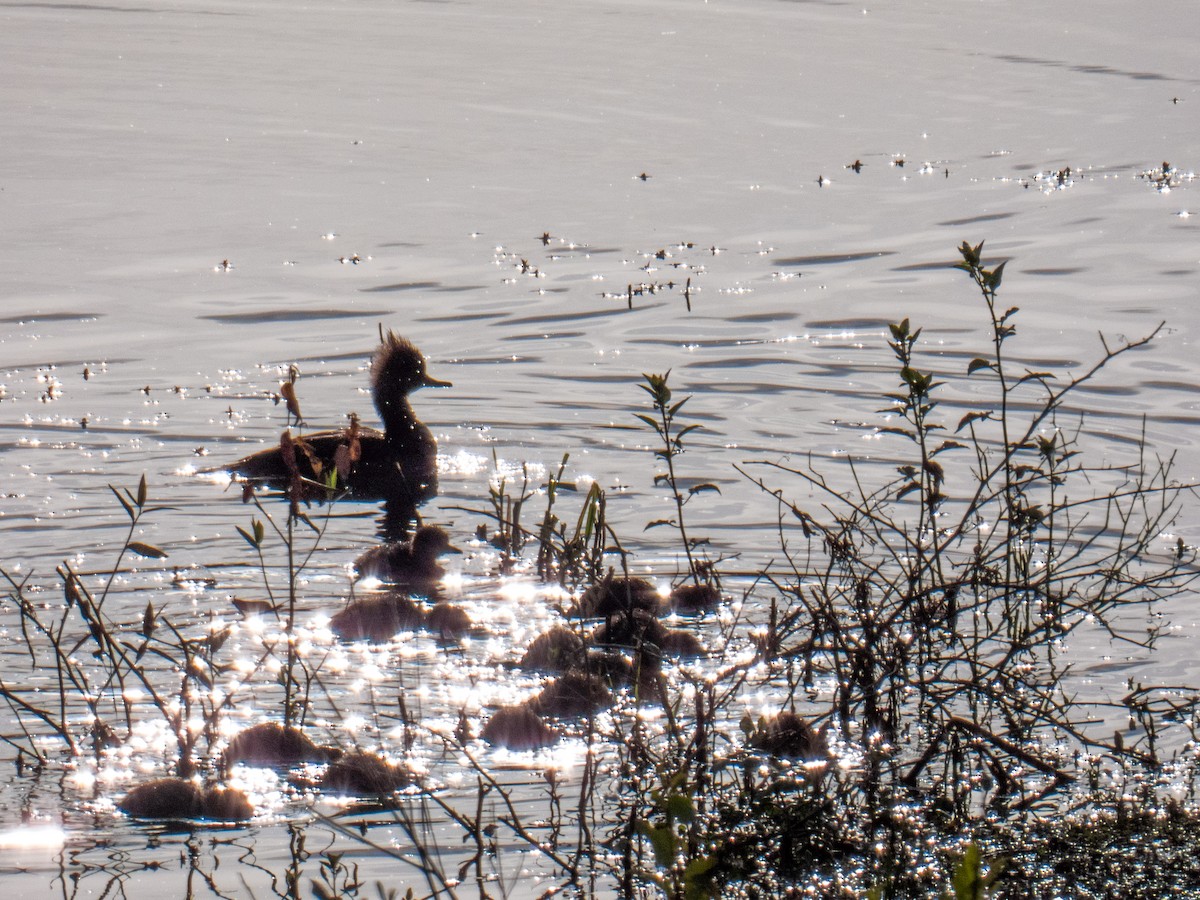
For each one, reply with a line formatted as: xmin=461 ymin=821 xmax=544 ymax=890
xmin=118 ymin=778 xmax=253 ymax=821
xmin=527 ymin=670 xmax=614 ymax=719
xmin=330 ymin=591 xmax=425 ymax=642
xmin=746 ymin=711 xmax=830 ymax=762
xmin=221 ymin=722 xmax=341 ymax=769
xmin=665 ymin=582 xmax=722 ymax=616
xmin=481 ymin=705 xmax=559 ymax=751
xmin=319 ymin=750 xmax=414 ymax=795
xmin=424 ymin=602 xmax=472 ymax=639
xmin=219 ymin=332 xmax=450 ymax=504
xmin=569 ymin=573 xmax=661 ymax=619
xmin=353 ymin=525 xmax=461 ymax=590
xmin=519 ymin=625 xmax=587 ymax=672
xmin=591 ymin=608 xmax=706 ymax=658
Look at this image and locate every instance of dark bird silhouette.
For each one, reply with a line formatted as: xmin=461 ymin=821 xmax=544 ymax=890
xmin=118 ymin=778 xmax=253 ymax=821
xmin=330 ymin=591 xmax=425 ymax=643
xmin=217 ymin=332 xmax=450 ymax=506
xmin=353 ymin=525 xmax=461 ymax=591
xmin=221 ymin=722 xmax=340 ymax=769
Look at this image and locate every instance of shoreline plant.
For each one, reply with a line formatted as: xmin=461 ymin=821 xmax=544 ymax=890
xmin=0 ymin=242 xmax=1199 ymax=898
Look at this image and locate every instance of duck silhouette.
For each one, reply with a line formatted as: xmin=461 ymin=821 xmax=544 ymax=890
xmin=353 ymin=525 xmax=461 ymax=590
xmin=219 ymin=332 xmax=450 ymax=505
xmin=221 ymin=722 xmax=340 ymax=769
xmin=118 ymin=778 xmax=253 ymax=821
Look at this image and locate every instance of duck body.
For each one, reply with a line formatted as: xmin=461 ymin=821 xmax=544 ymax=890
xmin=219 ymin=333 xmax=450 ymax=505
xmin=222 ymin=722 xmax=341 ymax=768
xmin=119 ymin=778 xmax=253 ymax=822
xmin=330 ymin=592 xmax=425 ymax=642
xmin=353 ymin=525 xmax=461 ymax=590
xmin=319 ymin=751 xmax=413 ymax=795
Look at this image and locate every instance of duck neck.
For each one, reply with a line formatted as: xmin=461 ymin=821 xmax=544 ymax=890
xmin=377 ymin=394 xmax=424 ymax=447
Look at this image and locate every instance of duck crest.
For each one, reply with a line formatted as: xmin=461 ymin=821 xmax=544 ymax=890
xmin=371 ymin=332 xmax=450 ymax=437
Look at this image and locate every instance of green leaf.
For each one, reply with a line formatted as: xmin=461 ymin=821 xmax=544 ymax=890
xmin=951 ymin=842 xmax=984 ymax=899
xmin=987 ymin=259 xmax=1007 ymax=291
xmin=955 ymin=410 xmax=992 ymax=432
xmin=128 ymin=541 xmax=168 ymax=559
xmin=665 ymin=792 xmax=696 ymax=824
xmin=637 ymin=821 xmax=677 ymax=868
xmin=683 ymin=855 xmax=717 ymax=898
xmin=236 ymin=524 xmax=262 ymax=550
xmin=136 ymin=474 xmax=148 ymax=508
xmin=109 ymin=484 xmax=136 ymax=521
xmin=633 ymin=413 xmax=661 ymax=432
xmin=967 ymin=358 xmax=994 ymax=374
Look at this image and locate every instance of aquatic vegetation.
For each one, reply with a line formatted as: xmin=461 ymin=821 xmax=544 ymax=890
xmin=2 ymin=246 xmax=1199 ymax=897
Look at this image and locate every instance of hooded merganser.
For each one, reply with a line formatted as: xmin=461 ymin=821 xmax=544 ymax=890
xmin=746 ymin=711 xmax=830 ymax=762
xmin=481 ymin=704 xmax=559 ymax=751
xmin=330 ymin=591 xmax=425 ymax=642
xmin=319 ymin=750 xmax=413 ymax=795
xmin=219 ymin=332 xmax=451 ymax=504
xmin=221 ymin=722 xmax=340 ymax=769
xmin=118 ymin=778 xmax=253 ymax=821
xmin=353 ymin=525 xmax=461 ymax=590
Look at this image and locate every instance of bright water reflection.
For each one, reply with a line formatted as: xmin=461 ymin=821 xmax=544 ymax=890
xmin=1 ymin=0 xmax=1199 ymax=893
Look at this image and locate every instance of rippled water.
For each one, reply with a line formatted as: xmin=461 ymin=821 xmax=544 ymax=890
xmin=2 ymin=0 xmax=1199 ymax=893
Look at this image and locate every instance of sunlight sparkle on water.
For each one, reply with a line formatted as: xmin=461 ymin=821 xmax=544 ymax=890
xmin=440 ymin=448 xmax=489 ymax=476
xmin=0 ymin=826 xmax=66 ymax=850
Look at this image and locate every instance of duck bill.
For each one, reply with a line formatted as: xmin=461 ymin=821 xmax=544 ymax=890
xmin=422 ymin=375 xmax=453 ymax=389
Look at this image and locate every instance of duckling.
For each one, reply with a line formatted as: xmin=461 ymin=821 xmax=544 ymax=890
xmin=425 ymin=602 xmax=472 ymax=639
xmin=353 ymin=525 xmax=461 ymax=591
xmin=746 ymin=711 xmax=830 ymax=762
xmin=519 ymin=625 xmax=587 ymax=672
xmin=118 ymin=778 xmax=253 ymax=821
xmin=218 ymin=332 xmax=450 ymax=504
xmin=527 ymin=671 xmax=614 ymax=719
xmin=330 ymin=591 xmax=424 ymax=642
xmin=221 ymin=722 xmax=341 ymax=769
xmin=319 ymin=750 xmax=414 ymax=795
xmin=591 ymin=608 xmax=706 ymax=658
xmin=569 ymin=573 xmax=661 ymax=619
xmin=481 ymin=705 xmax=559 ymax=751
xmin=665 ymin=582 xmax=722 ymax=616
